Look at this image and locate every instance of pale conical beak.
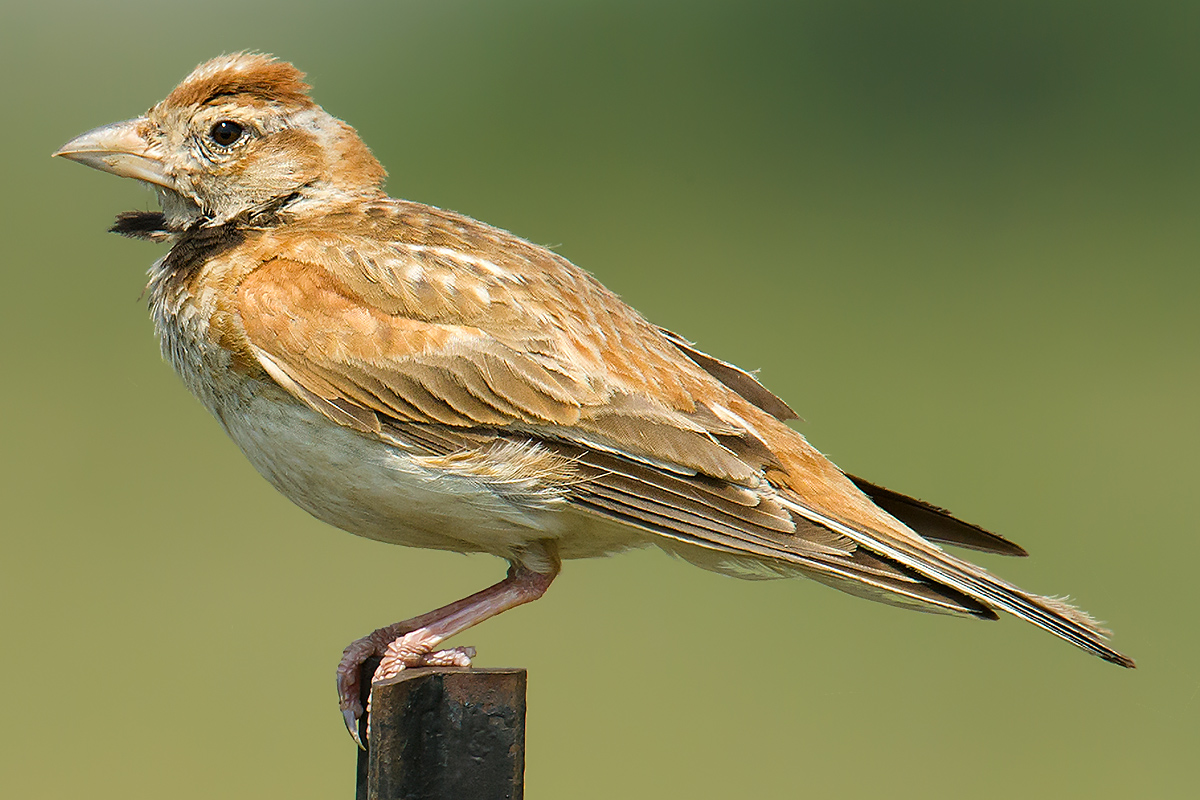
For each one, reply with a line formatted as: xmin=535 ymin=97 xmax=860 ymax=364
xmin=53 ymin=118 xmax=176 ymax=191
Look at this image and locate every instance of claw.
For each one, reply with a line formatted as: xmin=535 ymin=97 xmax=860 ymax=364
xmin=344 ymin=706 xmax=365 ymax=749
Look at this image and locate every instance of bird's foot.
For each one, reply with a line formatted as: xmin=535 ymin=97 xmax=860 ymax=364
xmin=337 ymin=625 xmax=475 ymax=748
xmin=336 ymin=554 xmax=560 ymax=747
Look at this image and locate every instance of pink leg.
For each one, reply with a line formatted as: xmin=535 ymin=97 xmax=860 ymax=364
xmin=337 ymin=558 xmax=559 ymax=744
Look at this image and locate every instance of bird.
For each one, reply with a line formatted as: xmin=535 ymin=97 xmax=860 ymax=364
xmin=54 ymin=53 xmax=1134 ymax=742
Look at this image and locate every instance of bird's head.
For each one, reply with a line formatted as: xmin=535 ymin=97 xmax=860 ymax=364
xmin=55 ymin=53 xmax=386 ymax=230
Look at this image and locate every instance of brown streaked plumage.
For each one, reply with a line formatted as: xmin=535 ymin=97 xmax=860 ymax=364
xmin=55 ymin=53 xmax=1134 ymax=743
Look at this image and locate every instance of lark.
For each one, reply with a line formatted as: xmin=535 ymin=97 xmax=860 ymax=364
xmin=55 ymin=53 xmax=1133 ymax=741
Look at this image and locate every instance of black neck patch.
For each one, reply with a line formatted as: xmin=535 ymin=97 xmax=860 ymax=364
xmin=141 ymin=191 xmax=304 ymax=297
xmin=156 ymin=221 xmax=247 ymax=294
xmin=110 ymin=211 xmax=173 ymax=241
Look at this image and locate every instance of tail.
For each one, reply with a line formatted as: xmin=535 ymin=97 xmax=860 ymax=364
xmin=777 ymin=493 xmax=1136 ymax=668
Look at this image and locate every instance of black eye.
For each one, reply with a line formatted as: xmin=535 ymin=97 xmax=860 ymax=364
xmin=209 ymin=120 xmax=244 ymax=147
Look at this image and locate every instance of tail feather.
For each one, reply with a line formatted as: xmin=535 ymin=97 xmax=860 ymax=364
xmin=778 ymin=496 xmax=1136 ymax=668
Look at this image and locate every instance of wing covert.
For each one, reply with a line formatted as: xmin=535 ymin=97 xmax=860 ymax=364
xmin=235 ymin=249 xmax=770 ymax=483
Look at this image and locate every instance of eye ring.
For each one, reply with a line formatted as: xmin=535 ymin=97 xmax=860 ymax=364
xmin=209 ymin=120 xmax=245 ymax=147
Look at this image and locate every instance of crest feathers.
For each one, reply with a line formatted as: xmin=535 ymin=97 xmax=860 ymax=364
xmin=165 ymin=53 xmax=314 ymax=109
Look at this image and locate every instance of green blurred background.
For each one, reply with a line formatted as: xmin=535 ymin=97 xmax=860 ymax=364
xmin=3 ymin=1 xmax=1196 ymax=797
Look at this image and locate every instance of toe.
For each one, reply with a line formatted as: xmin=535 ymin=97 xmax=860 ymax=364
xmin=422 ymin=646 xmax=475 ymax=667
xmin=374 ymin=632 xmax=476 ymax=681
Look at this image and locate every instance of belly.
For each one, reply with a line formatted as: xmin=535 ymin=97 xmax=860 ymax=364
xmin=215 ymin=378 xmax=539 ymax=551
xmin=209 ymin=374 xmax=643 ymax=561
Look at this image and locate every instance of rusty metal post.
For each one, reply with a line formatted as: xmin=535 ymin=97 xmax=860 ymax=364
xmin=355 ymin=660 xmax=527 ymax=800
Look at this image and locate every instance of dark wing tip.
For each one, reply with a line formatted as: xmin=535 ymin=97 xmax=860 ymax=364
xmin=848 ymin=475 xmax=1030 ymax=557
